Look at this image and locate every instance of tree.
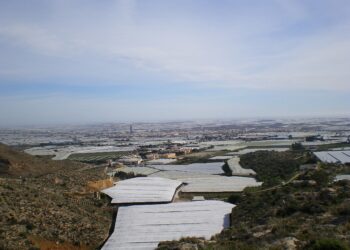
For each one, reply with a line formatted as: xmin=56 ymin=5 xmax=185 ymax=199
xmin=291 ymin=142 xmax=304 ymax=151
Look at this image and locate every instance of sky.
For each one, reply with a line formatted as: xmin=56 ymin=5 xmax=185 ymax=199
xmin=1 ymin=0 xmax=350 ymax=126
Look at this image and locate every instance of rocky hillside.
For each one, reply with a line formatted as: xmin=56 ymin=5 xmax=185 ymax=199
xmin=0 ymin=144 xmax=113 ymax=249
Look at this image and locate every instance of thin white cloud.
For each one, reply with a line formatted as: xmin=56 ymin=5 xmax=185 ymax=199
xmin=0 ymin=0 xmax=350 ymax=91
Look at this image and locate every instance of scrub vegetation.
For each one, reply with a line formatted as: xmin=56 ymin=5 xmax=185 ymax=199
xmin=157 ymin=151 xmax=350 ymax=249
xmin=0 ymin=144 xmax=113 ymax=250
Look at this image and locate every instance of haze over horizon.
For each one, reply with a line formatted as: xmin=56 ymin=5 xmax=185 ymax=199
xmin=1 ymin=0 xmax=350 ymax=126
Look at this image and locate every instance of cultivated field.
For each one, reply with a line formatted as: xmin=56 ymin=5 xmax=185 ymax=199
xmin=68 ymin=151 xmax=131 ymax=163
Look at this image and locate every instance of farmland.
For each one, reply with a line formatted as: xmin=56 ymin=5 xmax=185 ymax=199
xmin=1 ymin=118 xmax=350 ymax=249
xmin=156 ymin=152 xmax=350 ymax=250
xmin=68 ymin=151 xmax=132 ymax=163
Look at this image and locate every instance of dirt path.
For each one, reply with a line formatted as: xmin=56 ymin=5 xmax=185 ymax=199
xmin=251 ymin=172 xmax=301 ymax=194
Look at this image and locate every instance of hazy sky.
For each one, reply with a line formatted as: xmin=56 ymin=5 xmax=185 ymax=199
xmin=1 ymin=0 xmax=350 ymax=126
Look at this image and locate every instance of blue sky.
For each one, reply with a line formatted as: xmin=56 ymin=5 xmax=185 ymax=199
xmin=1 ymin=0 xmax=350 ymax=126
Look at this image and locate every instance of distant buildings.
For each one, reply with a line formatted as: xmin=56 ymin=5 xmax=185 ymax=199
xmin=145 ymin=153 xmax=159 ymax=160
xmin=159 ymin=152 xmax=176 ymax=159
xmin=117 ymin=155 xmax=143 ymax=165
xmin=178 ymin=147 xmax=192 ymax=154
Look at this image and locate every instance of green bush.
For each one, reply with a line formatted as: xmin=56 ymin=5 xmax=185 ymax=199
xmin=114 ymin=171 xmax=146 ymax=180
xmin=227 ymin=193 xmax=241 ymax=204
xmin=240 ymin=151 xmax=301 ymax=186
xmin=307 ymin=238 xmax=349 ymax=250
xmin=222 ymin=162 xmax=232 ymax=176
xmin=335 ymin=203 xmax=350 ymax=216
xmin=291 ymin=142 xmax=305 ymax=151
xmin=309 ymin=170 xmax=331 ymax=187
